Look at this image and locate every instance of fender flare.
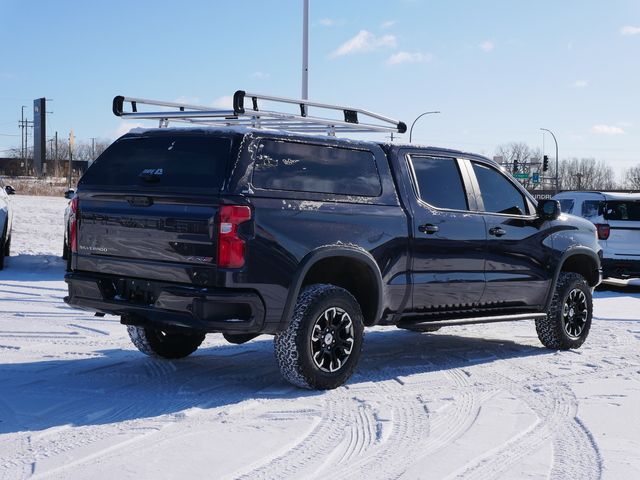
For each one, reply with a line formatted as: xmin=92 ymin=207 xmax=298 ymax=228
xmin=544 ymin=247 xmax=601 ymax=310
xmin=278 ymin=245 xmax=384 ymax=330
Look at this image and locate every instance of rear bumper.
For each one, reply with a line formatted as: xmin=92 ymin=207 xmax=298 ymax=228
xmin=602 ymin=257 xmax=640 ymax=279
xmin=64 ymin=272 xmax=266 ymax=334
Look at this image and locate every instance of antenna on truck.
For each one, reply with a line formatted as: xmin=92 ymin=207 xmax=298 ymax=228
xmin=112 ymin=90 xmax=407 ymax=136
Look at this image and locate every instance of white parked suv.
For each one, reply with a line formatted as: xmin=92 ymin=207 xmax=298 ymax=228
xmin=553 ymin=191 xmax=640 ymax=279
xmin=0 ymin=178 xmax=14 ymax=269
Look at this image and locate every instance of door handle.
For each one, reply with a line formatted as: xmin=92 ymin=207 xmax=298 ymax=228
xmin=418 ymin=224 xmax=439 ymax=234
xmin=489 ymin=227 xmax=506 ymax=237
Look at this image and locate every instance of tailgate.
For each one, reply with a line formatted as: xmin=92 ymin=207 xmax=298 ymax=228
xmin=603 ymin=200 xmax=640 ymax=256
xmin=74 ymin=133 xmax=233 ymax=284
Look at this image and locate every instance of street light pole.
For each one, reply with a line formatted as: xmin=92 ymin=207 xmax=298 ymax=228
xmin=409 ymin=111 xmax=441 ymax=143
xmin=540 ymin=128 xmax=559 ymax=194
xmin=20 ymin=106 xmax=26 ymax=164
xmin=301 ymin=0 xmax=309 ymax=100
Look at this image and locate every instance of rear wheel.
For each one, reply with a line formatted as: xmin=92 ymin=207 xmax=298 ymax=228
xmin=274 ymin=284 xmax=364 ymax=390
xmin=536 ymin=272 xmax=592 ymax=349
xmin=127 ymin=325 xmax=205 ymax=359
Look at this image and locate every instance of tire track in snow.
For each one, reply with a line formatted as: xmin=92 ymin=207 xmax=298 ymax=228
xmin=333 ymin=398 xmax=377 ymax=467
xmin=0 ymin=435 xmax=32 ymax=480
xmin=327 ymin=368 xmax=482 ymax=480
xmin=549 ymin=396 xmax=603 ymax=480
xmin=416 ymin=368 xmax=484 ymax=455
xmin=233 ymin=393 xmax=355 ymax=480
xmin=444 ymin=371 xmax=601 ymax=480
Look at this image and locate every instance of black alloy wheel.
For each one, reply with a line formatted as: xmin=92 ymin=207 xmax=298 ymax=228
xmin=562 ymin=288 xmax=588 ymax=339
xmin=310 ymin=306 xmax=355 ymax=373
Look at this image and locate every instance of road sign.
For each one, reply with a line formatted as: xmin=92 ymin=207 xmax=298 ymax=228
xmin=514 ymin=173 xmax=529 ymax=179
xmin=532 ymin=172 xmax=540 ymax=184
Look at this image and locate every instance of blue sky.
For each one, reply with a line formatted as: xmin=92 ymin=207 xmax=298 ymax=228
xmin=1 ymin=0 xmax=638 ymax=174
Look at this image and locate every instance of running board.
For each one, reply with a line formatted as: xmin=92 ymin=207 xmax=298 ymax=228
xmin=397 ymin=313 xmax=547 ymax=331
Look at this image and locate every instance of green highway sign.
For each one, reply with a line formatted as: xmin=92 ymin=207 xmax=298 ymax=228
xmin=514 ymin=173 xmax=529 ymax=179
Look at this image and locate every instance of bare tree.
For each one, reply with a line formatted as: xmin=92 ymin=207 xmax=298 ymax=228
xmin=558 ymin=158 xmax=617 ymax=191
xmin=3 ymin=136 xmax=111 ymax=177
xmin=495 ymin=142 xmax=543 ymax=189
xmin=623 ymin=166 xmax=640 ymax=190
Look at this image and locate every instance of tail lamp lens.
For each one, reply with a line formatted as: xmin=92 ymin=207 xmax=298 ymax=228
xmin=595 ymin=223 xmax=610 ymax=240
xmin=70 ymin=196 xmax=79 ymax=253
xmin=217 ymin=205 xmax=251 ymax=268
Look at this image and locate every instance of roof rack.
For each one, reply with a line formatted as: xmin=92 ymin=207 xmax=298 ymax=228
xmin=112 ymin=90 xmax=407 ymax=136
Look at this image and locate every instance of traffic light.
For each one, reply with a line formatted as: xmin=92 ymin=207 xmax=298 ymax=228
xmin=513 ymin=159 xmax=519 ymax=173
xmin=543 ymin=155 xmax=549 ymax=172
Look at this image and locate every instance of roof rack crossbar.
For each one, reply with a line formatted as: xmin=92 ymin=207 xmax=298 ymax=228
xmin=113 ymin=91 xmax=407 ymax=135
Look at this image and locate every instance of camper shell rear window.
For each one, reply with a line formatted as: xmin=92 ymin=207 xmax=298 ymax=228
xmin=79 ymin=134 xmax=232 ymax=191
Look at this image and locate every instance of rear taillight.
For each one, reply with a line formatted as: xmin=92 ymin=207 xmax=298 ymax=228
xmin=69 ymin=196 xmax=79 ymax=253
xmin=595 ymin=223 xmax=610 ymax=240
xmin=217 ymin=205 xmax=251 ymax=268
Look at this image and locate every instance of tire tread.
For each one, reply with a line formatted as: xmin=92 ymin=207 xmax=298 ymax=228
xmin=536 ymin=272 xmax=591 ymax=350
xmin=274 ymin=284 xmax=364 ymax=390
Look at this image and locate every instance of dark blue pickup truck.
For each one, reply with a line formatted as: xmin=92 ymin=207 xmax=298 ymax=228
xmin=65 ymin=93 xmax=601 ymax=389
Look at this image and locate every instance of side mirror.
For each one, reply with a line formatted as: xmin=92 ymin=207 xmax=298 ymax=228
xmin=5 ymin=185 xmax=15 ymax=195
xmin=537 ymin=199 xmax=560 ymax=220
xmin=64 ymin=189 xmax=75 ymax=200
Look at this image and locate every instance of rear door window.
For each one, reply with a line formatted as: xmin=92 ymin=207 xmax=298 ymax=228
xmin=559 ymin=199 xmax=574 ymax=213
xmin=603 ymin=201 xmax=640 ymax=221
xmin=409 ymin=156 xmax=468 ymax=210
xmin=252 ymin=139 xmax=382 ymax=197
xmin=581 ymin=200 xmax=603 ymax=218
xmin=471 ymin=162 xmax=528 ymax=215
xmin=79 ymin=135 xmax=232 ymax=191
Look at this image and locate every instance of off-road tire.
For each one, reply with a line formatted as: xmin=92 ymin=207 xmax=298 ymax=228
xmin=274 ymin=284 xmax=364 ymax=390
xmin=536 ymin=272 xmax=592 ymax=349
xmin=127 ymin=325 xmax=205 ymax=359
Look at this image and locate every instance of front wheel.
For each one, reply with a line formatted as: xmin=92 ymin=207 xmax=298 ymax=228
xmin=536 ymin=272 xmax=592 ymax=349
xmin=274 ymin=284 xmax=364 ymax=390
xmin=127 ymin=325 xmax=205 ymax=359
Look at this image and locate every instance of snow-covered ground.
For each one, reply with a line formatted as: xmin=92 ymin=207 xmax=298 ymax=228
xmin=1 ymin=195 xmax=639 ymax=479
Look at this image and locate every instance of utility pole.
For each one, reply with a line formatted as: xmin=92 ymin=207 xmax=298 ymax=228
xmin=90 ymin=137 xmax=96 ymax=165
xmin=54 ymin=131 xmax=58 ymax=176
xmin=18 ymin=107 xmax=34 ymax=175
xmin=48 ymin=138 xmax=54 ymax=174
xmin=68 ymin=130 xmax=74 ymax=189
xmin=20 ymin=106 xmax=25 ymax=163
xmin=301 ymin=0 xmax=309 ymax=99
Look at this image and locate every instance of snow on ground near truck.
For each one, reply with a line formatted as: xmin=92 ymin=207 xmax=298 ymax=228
xmin=0 ymin=195 xmax=639 ymax=480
